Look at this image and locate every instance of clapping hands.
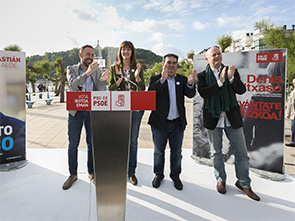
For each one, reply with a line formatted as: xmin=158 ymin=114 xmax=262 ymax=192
xmin=135 ymin=63 xmax=141 ymax=83
xmin=188 ymin=70 xmax=197 ymax=85
xmin=100 ymin=69 xmax=110 ymax=82
xmin=220 ymin=65 xmax=235 ymax=83
xmin=115 ymin=66 xmax=123 ymax=87
xmin=86 ymin=61 xmax=100 ymax=76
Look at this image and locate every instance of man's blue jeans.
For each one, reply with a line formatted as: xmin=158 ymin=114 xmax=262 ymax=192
xmin=128 ymin=110 xmax=144 ymax=175
xmin=207 ymin=127 xmax=251 ymax=188
xmin=68 ymin=111 xmax=93 ymax=175
xmin=151 ymin=119 xmax=184 ymax=180
xmin=291 ymin=119 xmax=295 ymax=144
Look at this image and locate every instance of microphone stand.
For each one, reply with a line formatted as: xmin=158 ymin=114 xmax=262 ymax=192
xmin=122 ymin=76 xmax=139 ymax=91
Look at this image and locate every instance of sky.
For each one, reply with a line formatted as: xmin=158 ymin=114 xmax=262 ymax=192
xmin=0 ymin=0 xmax=294 ymax=58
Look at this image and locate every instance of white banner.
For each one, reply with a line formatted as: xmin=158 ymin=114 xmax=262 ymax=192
xmin=0 ymin=50 xmax=26 ymax=166
xmin=193 ymin=49 xmax=287 ymax=175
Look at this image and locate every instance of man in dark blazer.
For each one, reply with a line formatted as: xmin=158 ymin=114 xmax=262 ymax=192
xmin=148 ymin=53 xmax=196 ymax=190
xmin=0 ymin=112 xmax=26 ymax=164
xmin=197 ymin=46 xmax=260 ymax=201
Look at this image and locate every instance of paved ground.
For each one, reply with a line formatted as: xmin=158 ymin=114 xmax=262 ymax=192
xmin=26 ymin=92 xmax=295 ymax=177
xmin=1 ymin=148 xmax=294 ymax=221
xmin=1 ymin=91 xmax=291 ymax=220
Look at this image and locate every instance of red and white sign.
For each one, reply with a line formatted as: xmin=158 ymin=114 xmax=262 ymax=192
xmin=256 ymin=53 xmax=269 ymax=63
xmin=256 ymin=51 xmax=283 ymax=63
xmin=269 ymin=52 xmax=283 ymax=62
xmin=66 ymin=91 xmax=91 ymax=111
xmin=92 ymin=91 xmax=110 ymax=111
xmin=111 ymin=91 xmax=130 ymax=111
xmin=66 ymin=91 xmax=156 ymax=111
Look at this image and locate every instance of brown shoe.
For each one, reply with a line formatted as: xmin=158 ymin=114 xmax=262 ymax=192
xmin=235 ymin=181 xmax=260 ymax=201
xmin=129 ymin=174 xmax=138 ymax=186
xmin=88 ymin=174 xmax=95 ymax=185
xmin=62 ymin=175 xmax=77 ymax=190
xmin=216 ymin=182 xmax=226 ymax=194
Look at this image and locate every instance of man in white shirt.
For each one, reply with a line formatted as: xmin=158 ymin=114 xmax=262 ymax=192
xmin=286 ymin=79 xmax=295 ymax=147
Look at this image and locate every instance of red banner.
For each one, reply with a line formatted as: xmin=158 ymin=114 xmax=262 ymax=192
xmin=66 ymin=91 xmax=156 ymax=111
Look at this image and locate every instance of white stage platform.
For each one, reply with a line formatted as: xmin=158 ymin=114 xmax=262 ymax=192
xmin=0 ymin=148 xmax=294 ymax=221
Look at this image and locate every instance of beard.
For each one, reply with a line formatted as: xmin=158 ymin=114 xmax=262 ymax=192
xmin=82 ymin=58 xmax=93 ymax=67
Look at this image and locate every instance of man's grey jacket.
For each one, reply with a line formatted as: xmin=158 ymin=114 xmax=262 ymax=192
xmin=67 ymin=63 xmax=106 ymax=116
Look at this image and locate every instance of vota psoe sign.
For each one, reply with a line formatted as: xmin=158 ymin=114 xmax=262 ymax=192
xmin=66 ymin=91 xmax=156 ymax=111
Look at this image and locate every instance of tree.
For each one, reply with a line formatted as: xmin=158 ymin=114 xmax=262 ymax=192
xmin=177 ymin=58 xmax=193 ymax=77
xmin=217 ymin=34 xmax=233 ymax=52
xmin=187 ymin=51 xmax=195 ymax=60
xmin=144 ymin=62 xmax=163 ymax=84
xmin=27 ymin=60 xmax=51 ymax=93
xmin=255 ymin=19 xmax=295 ymax=82
xmin=254 ymin=18 xmax=274 ymax=32
xmin=3 ymin=44 xmax=22 ymax=52
xmin=49 ymin=57 xmax=67 ymax=102
xmin=26 ymin=58 xmax=38 ymax=93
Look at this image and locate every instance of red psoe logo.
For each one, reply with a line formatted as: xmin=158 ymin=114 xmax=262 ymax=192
xmin=256 ymin=51 xmax=283 ymax=63
xmin=256 ymin=53 xmax=268 ymax=63
xmin=116 ymin=94 xmax=125 ymax=107
xmin=93 ymin=96 xmax=108 ymax=107
xmin=269 ymin=52 xmax=283 ymax=62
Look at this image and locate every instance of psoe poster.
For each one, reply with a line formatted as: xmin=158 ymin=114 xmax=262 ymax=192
xmin=0 ymin=50 xmax=27 ymax=168
xmin=193 ymin=49 xmax=286 ymax=176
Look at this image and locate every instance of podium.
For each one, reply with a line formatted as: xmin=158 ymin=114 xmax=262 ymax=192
xmin=67 ymin=91 xmax=155 ymax=221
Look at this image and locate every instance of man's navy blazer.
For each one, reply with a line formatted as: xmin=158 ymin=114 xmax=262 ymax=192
xmin=148 ymin=74 xmax=196 ymax=130
xmin=197 ymin=68 xmax=246 ymax=130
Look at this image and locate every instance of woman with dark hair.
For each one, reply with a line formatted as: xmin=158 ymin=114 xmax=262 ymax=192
xmin=109 ymin=41 xmax=145 ymax=185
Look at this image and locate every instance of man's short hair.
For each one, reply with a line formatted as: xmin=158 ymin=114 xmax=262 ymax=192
xmin=79 ymin=45 xmax=94 ymax=54
xmin=163 ymin=53 xmax=178 ymax=63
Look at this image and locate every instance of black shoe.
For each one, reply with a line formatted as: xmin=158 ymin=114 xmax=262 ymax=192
xmin=286 ymin=143 xmax=295 ymax=147
xmin=172 ymin=178 xmax=183 ymax=190
xmin=152 ymin=175 xmax=163 ymax=188
xmin=129 ymin=174 xmax=138 ymax=186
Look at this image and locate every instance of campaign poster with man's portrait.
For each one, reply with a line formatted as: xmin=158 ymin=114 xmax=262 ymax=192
xmin=0 ymin=50 xmax=26 ymax=165
xmin=193 ymin=49 xmax=286 ymax=175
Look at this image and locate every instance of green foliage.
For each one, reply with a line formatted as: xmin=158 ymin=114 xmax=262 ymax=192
xmin=28 ymin=48 xmax=80 ymax=79
xmin=26 ymin=59 xmax=51 ymax=92
xmin=102 ymin=46 xmax=119 ymax=66
xmin=137 ymin=59 xmax=147 ymax=70
xmin=217 ymin=34 xmax=232 ymax=52
xmin=187 ymin=51 xmax=195 ymax=60
xmin=26 ymin=58 xmax=38 ymax=93
xmin=101 ymin=46 xmax=162 ymax=68
xmin=4 ymin=44 xmax=22 ymax=51
xmin=28 ymin=47 xmax=161 ymax=77
xmin=144 ymin=62 xmax=163 ymax=84
xmin=177 ymin=59 xmax=193 ymax=77
xmin=144 ymin=56 xmax=194 ymax=84
xmin=136 ymin=48 xmax=162 ymax=67
xmin=254 ymin=18 xmax=274 ymax=31
xmin=43 ymin=57 xmax=67 ymax=102
xmin=255 ymin=19 xmax=295 ymax=82
xmin=33 ymin=60 xmax=51 ymax=74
